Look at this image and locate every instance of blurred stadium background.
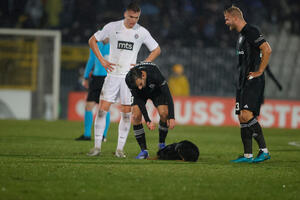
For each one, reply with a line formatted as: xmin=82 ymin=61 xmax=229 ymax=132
xmin=0 ymin=0 xmax=300 ymax=128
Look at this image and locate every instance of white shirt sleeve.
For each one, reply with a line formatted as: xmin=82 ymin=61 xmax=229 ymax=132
xmin=94 ymin=23 xmax=112 ymax=41
xmin=143 ymin=29 xmax=159 ymax=52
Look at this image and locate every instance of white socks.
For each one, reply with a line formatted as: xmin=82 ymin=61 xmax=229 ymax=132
xmin=244 ymin=149 xmax=268 ymax=158
xmin=260 ymin=148 xmax=269 ymax=153
xmin=94 ymin=110 xmax=107 ymax=149
xmin=244 ymin=154 xmax=253 ymax=158
xmin=94 ymin=111 xmax=131 ymax=153
xmin=116 ymin=112 xmax=131 ymax=151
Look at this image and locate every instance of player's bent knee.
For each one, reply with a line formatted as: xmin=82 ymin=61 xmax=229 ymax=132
xmin=239 ymin=110 xmax=253 ymax=123
xmin=159 ymin=111 xmax=169 ymax=121
xmin=97 ymin=110 xmax=106 ymax=118
xmin=121 ymin=112 xmax=131 ymax=123
xmin=131 ymin=113 xmax=142 ymax=123
xmin=85 ymin=104 xmax=95 ymax=111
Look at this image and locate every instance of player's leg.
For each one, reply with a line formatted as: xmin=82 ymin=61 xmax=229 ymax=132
xmin=248 ymin=115 xmax=270 ymax=163
xmin=231 ymin=89 xmax=253 ymax=163
xmin=132 ymin=104 xmax=149 ymax=159
xmin=84 ymin=102 xmax=96 ymax=138
xmin=87 ymin=100 xmax=112 ymax=156
xmin=231 ymin=110 xmax=254 ymax=163
xmin=77 ymin=76 xmax=105 ymax=141
xmin=76 ymin=101 xmax=95 ymax=140
xmin=244 ymin=81 xmax=270 ymax=163
xmin=115 ymin=105 xmax=131 ymax=158
xmin=157 ymin=105 xmax=169 ymax=150
xmin=152 ymin=93 xmax=170 ymax=150
xmin=102 ymin=111 xmax=110 ymax=142
xmin=114 ymin=77 xmax=132 ymax=158
xmin=250 ymin=85 xmax=270 ymax=163
xmin=87 ymin=75 xmax=116 ymax=156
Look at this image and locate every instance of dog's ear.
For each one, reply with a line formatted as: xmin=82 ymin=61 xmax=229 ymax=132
xmin=177 ymin=140 xmax=200 ymax=162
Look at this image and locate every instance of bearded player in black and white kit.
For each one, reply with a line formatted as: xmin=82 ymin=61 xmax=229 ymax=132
xmin=224 ymin=6 xmax=272 ymax=163
xmin=125 ymin=62 xmax=175 ymax=159
xmin=87 ymin=2 xmax=161 ymax=157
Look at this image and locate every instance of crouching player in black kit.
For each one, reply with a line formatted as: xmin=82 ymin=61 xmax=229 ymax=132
xmin=125 ymin=62 xmax=175 ymax=159
xmin=224 ymin=6 xmax=272 ymax=163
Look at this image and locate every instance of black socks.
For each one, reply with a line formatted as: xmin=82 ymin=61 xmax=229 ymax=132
xmin=240 ymin=117 xmax=267 ymax=154
xmin=159 ymin=121 xmax=168 ymax=143
xmin=133 ymin=124 xmax=147 ymax=151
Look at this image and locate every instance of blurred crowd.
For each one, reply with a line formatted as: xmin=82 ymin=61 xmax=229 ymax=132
xmin=0 ymin=0 xmax=299 ymax=47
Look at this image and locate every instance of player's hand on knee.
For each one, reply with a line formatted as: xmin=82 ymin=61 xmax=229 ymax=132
xmin=167 ymin=119 xmax=175 ymax=129
xmin=146 ymin=121 xmax=155 ymax=131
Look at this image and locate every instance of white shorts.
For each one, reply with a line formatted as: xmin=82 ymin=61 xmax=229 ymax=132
xmin=102 ymin=75 xmax=132 ymax=105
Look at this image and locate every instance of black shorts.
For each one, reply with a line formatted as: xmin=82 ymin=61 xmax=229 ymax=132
xmin=235 ymin=77 xmax=265 ymax=117
xmin=86 ymin=75 xmax=106 ymax=103
xmin=132 ymin=92 xmax=168 ymax=107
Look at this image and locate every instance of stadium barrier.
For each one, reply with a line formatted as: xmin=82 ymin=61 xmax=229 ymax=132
xmin=68 ymin=92 xmax=300 ymax=129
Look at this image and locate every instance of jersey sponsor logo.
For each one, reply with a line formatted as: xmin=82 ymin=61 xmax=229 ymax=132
xmin=134 ymin=34 xmax=139 ymax=39
xmin=117 ymin=41 xmax=134 ymax=50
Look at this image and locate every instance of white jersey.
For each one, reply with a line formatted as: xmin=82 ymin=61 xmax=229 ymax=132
xmin=94 ymin=20 xmax=158 ymax=77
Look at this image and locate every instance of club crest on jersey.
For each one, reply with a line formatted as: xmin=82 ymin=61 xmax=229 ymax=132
xmin=149 ymin=84 xmax=155 ymax=89
xmin=134 ymin=34 xmax=139 ymax=39
xmin=238 ymin=36 xmax=244 ymax=44
xmin=117 ymin=41 xmax=134 ymax=50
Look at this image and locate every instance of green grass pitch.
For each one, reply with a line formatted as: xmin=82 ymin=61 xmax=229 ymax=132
xmin=0 ymin=120 xmax=299 ymax=200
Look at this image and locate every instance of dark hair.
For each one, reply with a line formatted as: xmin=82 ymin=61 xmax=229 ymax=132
xmin=126 ymin=1 xmax=141 ymax=12
xmin=130 ymin=67 xmax=142 ymax=80
xmin=125 ymin=67 xmax=142 ymax=89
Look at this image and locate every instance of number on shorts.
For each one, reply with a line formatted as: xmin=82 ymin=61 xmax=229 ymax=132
xmin=235 ymin=102 xmax=240 ymax=111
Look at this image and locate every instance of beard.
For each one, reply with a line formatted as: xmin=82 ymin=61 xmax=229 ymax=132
xmin=229 ymin=24 xmax=236 ymax=31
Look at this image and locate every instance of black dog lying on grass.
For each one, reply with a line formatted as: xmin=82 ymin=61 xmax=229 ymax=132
xmin=150 ymin=140 xmax=199 ymax=162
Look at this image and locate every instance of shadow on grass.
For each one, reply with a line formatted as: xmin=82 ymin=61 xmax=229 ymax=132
xmin=3 ymin=153 xmax=292 ymax=166
xmin=0 ymin=135 xmax=74 ymax=141
xmin=0 ymin=153 xmax=209 ymax=165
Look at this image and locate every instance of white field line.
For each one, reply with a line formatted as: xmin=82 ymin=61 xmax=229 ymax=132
xmin=288 ymin=141 xmax=300 ymax=147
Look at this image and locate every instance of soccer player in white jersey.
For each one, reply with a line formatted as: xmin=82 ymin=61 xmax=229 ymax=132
xmin=87 ymin=2 xmax=161 ymax=157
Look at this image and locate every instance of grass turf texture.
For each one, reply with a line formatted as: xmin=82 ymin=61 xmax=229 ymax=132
xmin=0 ymin=120 xmax=299 ymax=200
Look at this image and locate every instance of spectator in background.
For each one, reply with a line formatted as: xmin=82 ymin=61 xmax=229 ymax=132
xmin=45 ymin=0 xmax=62 ymax=28
xmin=75 ymin=40 xmax=110 ymax=141
xmin=289 ymin=0 xmax=300 ymax=34
xmin=168 ymin=64 xmax=190 ymax=96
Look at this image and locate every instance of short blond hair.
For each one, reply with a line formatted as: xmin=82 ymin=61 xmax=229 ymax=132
xmin=224 ymin=5 xmax=244 ymax=19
